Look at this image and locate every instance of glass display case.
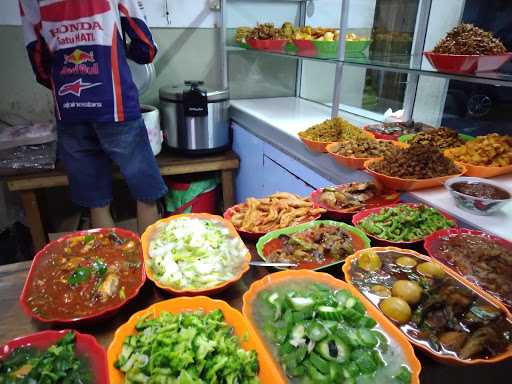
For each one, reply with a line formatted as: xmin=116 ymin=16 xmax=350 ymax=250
xmin=220 ymin=0 xmax=512 ymax=134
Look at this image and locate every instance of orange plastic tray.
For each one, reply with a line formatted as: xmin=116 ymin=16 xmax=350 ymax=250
xmin=107 ymin=297 xmax=284 ymax=384
xmin=141 ymin=213 xmax=251 ymax=296
xmin=298 ymin=130 xmax=374 ymax=153
xmin=242 ymin=269 xmax=421 ymax=383
xmin=343 ymin=247 xmax=512 ymax=365
xmin=445 ymin=160 xmax=512 ymax=178
xmin=364 ymin=158 xmax=467 ymax=191
xmin=326 ymin=140 xmax=407 ymax=170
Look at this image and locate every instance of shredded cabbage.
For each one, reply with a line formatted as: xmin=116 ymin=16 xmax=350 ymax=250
xmin=148 ymin=217 xmax=247 ymax=289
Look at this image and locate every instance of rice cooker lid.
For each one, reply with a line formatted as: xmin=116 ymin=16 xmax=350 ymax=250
xmin=159 ymin=81 xmax=229 ymax=102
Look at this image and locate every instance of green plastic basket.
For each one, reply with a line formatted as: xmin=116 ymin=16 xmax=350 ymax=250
xmin=398 ymin=133 xmax=474 ymax=143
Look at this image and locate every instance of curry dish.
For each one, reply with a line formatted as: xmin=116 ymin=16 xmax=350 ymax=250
xmin=25 ymin=231 xmax=142 ymax=320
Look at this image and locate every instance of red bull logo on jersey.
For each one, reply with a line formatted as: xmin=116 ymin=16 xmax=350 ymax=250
xmin=61 ymin=49 xmax=99 ymax=75
xmin=58 ymin=78 xmax=102 ymax=97
xmin=64 ymin=49 xmax=95 ymax=65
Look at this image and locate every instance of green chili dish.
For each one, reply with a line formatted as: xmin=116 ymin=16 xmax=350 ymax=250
xmin=353 ymin=204 xmax=455 ymax=243
xmin=251 ymin=281 xmax=413 ymax=383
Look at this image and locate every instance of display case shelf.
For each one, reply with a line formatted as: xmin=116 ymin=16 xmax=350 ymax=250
xmin=227 ymin=46 xmax=512 ymax=87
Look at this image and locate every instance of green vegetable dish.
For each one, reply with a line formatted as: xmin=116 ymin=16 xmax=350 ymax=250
xmin=252 ymin=281 xmax=412 ymax=384
xmin=0 ymin=332 xmax=92 ymax=384
xmin=357 ymin=204 xmax=454 ymax=242
xmin=114 ymin=309 xmax=260 ymax=384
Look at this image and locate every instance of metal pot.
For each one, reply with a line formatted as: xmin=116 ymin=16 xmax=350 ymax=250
xmin=159 ymin=81 xmax=230 ymax=153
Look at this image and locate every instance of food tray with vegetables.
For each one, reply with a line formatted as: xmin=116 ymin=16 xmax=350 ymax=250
xmin=224 ymin=193 xmax=325 ymax=240
xmin=242 ymin=269 xmax=421 ymax=383
xmin=424 ymin=228 xmax=512 ymax=310
xmin=19 ymin=228 xmax=145 ymax=325
xmin=141 ymin=213 xmax=251 ymax=295
xmin=352 ymin=203 xmax=456 ymax=245
xmin=310 ymin=182 xmax=400 ymax=221
xmin=343 ymin=247 xmax=512 ymax=365
xmin=256 ymin=220 xmax=370 ymax=270
xmin=107 ymin=296 xmax=283 ymax=384
xmin=0 ymin=330 xmax=108 ymax=384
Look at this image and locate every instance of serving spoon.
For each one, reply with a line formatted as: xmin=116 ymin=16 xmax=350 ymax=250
xmin=250 ymin=261 xmax=298 ymax=268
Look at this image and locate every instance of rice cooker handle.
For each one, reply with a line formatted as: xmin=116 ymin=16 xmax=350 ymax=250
xmin=183 ymin=81 xmax=208 ymax=117
xmin=184 ymin=80 xmax=205 ymax=89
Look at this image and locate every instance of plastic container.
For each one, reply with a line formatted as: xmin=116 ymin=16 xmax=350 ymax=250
xmin=107 ymin=297 xmax=284 ymax=384
xmin=445 ymin=176 xmax=511 ymax=215
xmin=343 ymin=247 xmax=512 ymax=365
xmin=19 ymin=228 xmax=145 ymax=325
xmin=363 ymin=158 xmax=467 ymax=191
xmin=141 ymin=213 xmax=251 ymax=296
xmin=242 ymin=269 xmax=422 ymax=382
xmin=424 ymin=51 xmax=512 ymax=74
xmin=246 ymin=38 xmax=288 ymax=51
xmin=164 ymin=177 xmax=219 ymax=215
xmin=255 ymin=220 xmax=370 ymax=270
xmin=0 ymin=330 xmax=109 ymax=384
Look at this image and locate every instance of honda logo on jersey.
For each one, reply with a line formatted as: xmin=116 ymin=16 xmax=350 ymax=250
xmin=50 ymin=21 xmax=103 ymax=37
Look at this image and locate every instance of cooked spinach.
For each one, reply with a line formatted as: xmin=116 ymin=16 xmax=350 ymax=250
xmin=0 ymin=332 xmax=91 ymax=384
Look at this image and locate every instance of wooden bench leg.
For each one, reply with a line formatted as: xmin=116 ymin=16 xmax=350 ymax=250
xmin=221 ymin=170 xmax=235 ymax=210
xmin=19 ymin=190 xmax=46 ymax=252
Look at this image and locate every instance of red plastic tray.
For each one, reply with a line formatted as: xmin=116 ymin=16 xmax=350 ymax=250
xmin=0 ymin=330 xmax=108 ymax=384
xmin=19 ymin=228 xmax=146 ymax=325
xmin=424 ymin=51 xmax=512 ymax=74
xmin=310 ymin=185 xmax=400 ymax=221
xmin=352 ymin=203 xmax=456 ymax=246
xmin=424 ymin=227 xmax=512 ymax=309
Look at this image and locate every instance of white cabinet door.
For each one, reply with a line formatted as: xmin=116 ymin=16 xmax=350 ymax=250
xmin=262 ymin=155 xmax=316 ymax=197
xmin=232 ymin=123 xmax=265 ymax=203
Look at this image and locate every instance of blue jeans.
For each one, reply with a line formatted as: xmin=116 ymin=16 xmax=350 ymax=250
xmin=57 ymin=118 xmax=168 ymax=208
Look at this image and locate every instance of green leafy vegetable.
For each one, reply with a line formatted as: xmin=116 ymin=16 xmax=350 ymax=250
xmin=114 ymin=309 xmax=260 ymax=384
xmin=67 ymin=267 xmax=91 ymax=286
xmin=0 ymin=332 xmax=91 ymax=384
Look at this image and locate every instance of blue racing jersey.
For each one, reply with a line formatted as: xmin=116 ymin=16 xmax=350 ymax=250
xmin=19 ymin=0 xmax=157 ymax=123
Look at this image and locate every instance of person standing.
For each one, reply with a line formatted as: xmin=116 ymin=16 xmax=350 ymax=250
xmin=19 ymin=0 xmax=167 ymax=232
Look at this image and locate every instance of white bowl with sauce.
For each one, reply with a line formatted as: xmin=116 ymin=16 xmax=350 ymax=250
xmin=445 ymin=176 xmax=511 ymax=216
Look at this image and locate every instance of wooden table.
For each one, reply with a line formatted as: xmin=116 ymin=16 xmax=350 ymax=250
xmin=1 ymin=249 xmax=510 ymax=384
xmin=4 ymin=150 xmax=239 ymax=251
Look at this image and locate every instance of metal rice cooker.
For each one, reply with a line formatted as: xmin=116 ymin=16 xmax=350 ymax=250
xmin=160 ymin=81 xmax=230 ymax=153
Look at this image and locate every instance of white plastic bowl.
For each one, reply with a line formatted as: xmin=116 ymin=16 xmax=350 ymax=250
xmin=445 ymin=176 xmax=511 ymax=216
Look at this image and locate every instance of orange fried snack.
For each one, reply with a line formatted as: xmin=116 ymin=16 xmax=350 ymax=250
xmin=445 ymin=134 xmax=512 ymax=167
xmin=229 ymin=192 xmax=326 ymax=233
